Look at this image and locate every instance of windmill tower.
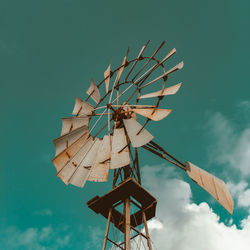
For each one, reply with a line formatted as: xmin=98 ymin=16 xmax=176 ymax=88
xmin=52 ymin=41 xmax=234 ymax=249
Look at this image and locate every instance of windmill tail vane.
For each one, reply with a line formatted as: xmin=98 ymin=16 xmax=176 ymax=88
xmin=51 ymin=41 xmax=233 ymax=249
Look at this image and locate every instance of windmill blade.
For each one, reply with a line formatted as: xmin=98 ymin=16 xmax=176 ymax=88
xmin=110 ymin=128 xmax=130 ymax=169
xmin=185 ymin=161 xmax=234 ymax=214
xmin=69 ymin=138 xmax=102 ymax=187
xmin=72 ymin=97 xmax=94 ymax=116
xmin=53 ymin=125 xmax=88 ymax=156
xmin=123 ymin=118 xmax=154 ymax=147
xmin=87 ymin=135 xmax=112 ymax=182
xmin=79 ymin=138 xmax=102 ymax=167
xmin=116 ymin=55 xmax=127 ymax=84
xmin=129 ymin=108 xmax=172 ymax=121
xmin=52 ymin=132 xmax=90 ymax=172
xmin=57 ymin=137 xmax=95 ymax=185
xmin=86 ymin=79 xmax=101 ymax=104
xmin=95 ymin=135 xmax=112 ymax=163
xmin=140 ymin=61 xmax=184 ymax=89
xmin=88 ymin=162 xmax=109 ymax=182
xmin=125 ymin=41 xmax=149 ymax=81
xmin=61 ymin=117 xmax=89 ymax=136
xmin=139 ymin=82 xmax=182 ymax=99
xmin=104 ymin=64 xmax=111 ymax=93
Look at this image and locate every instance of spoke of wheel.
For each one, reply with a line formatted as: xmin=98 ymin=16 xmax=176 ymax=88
xmin=89 ymin=108 xmax=107 ymax=134
xmin=125 ymin=40 xmax=150 ymax=81
xmin=132 ymin=41 xmax=165 ymax=81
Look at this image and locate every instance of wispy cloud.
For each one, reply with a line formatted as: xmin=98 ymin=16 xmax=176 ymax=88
xmin=33 ymin=209 xmax=52 ymax=216
xmin=206 ymin=109 xmax=250 ymax=178
xmin=0 ymin=225 xmax=71 ymax=250
xmin=228 ymin=181 xmax=250 ymax=212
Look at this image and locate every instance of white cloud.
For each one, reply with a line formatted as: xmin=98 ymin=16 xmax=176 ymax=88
xmin=137 ymin=164 xmax=250 ymax=250
xmin=228 ymin=181 xmax=250 ymax=211
xmin=206 ymin=111 xmax=250 ymax=177
xmin=0 ymin=225 xmax=71 ymax=250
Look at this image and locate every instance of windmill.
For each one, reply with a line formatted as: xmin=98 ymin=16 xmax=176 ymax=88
xmin=52 ymin=41 xmax=234 ymax=249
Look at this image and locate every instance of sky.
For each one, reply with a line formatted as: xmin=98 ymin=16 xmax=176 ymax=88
xmin=0 ymin=0 xmax=250 ymax=249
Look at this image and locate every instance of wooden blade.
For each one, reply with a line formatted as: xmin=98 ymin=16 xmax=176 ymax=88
xmin=104 ymin=64 xmax=111 ymax=93
xmin=72 ymin=97 xmax=94 ymax=116
xmin=130 ymin=108 xmax=172 ymax=121
xmin=69 ymin=138 xmax=101 ymax=187
xmin=52 ymin=132 xmax=89 ymax=172
xmin=53 ymin=125 xmax=88 ymax=156
xmin=86 ymin=79 xmax=101 ymax=103
xmin=110 ymin=128 xmax=130 ymax=169
xmin=141 ymin=62 xmax=184 ymax=89
xmin=61 ymin=117 xmax=89 ymax=136
xmin=56 ymin=137 xmax=94 ymax=185
xmin=185 ymin=161 xmax=234 ymax=214
xmin=139 ymin=82 xmax=182 ymax=99
xmin=123 ymin=118 xmax=154 ymax=147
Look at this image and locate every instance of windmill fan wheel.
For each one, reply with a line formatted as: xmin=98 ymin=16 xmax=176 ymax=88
xmin=52 ymin=41 xmax=184 ymax=188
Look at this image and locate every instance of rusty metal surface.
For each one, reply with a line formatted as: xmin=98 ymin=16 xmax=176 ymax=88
xmin=67 ymin=138 xmax=100 ymax=187
xmin=80 ymin=138 xmax=102 ymax=166
xmin=139 ymin=82 xmax=182 ymax=99
xmin=53 ymin=125 xmax=88 ymax=156
xmin=110 ymin=128 xmax=130 ymax=169
xmin=88 ymin=162 xmax=109 ymax=182
xmin=86 ymin=79 xmax=101 ymax=103
xmin=131 ymin=108 xmax=172 ymax=121
xmin=87 ymin=178 xmax=157 ymax=232
xmin=95 ymin=135 xmax=112 ymax=163
xmin=104 ymin=64 xmax=111 ymax=93
xmin=185 ymin=161 xmax=234 ymax=214
xmin=123 ymin=118 xmax=153 ymax=147
xmin=60 ymin=117 xmax=89 ymax=136
xmin=72 ymin=96 xmax=94 ymax=116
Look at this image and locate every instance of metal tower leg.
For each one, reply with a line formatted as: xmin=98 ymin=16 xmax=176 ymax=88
xmin=124 ymin=197 xmax=131 ymax=250
xmin=142 ymin=212 xmax=152 ymax=250
xmin=102 ymin=208 xmax=112 ymax=250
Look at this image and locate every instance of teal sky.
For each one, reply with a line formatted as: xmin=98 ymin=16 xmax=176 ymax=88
xmin=1 ymin=0 xmax=250 ymax=249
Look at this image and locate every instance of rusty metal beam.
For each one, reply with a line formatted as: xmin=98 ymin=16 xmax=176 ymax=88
xmin=102 ymin=208 xmax=112 ymax=250
xmin=142 ymin=212 xmax=152 ymax=250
